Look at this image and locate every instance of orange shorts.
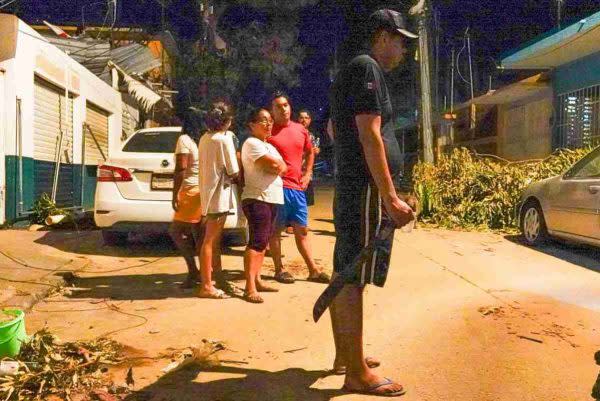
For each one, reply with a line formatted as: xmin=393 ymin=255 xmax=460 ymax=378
xmin=173 ymin=186 xmax=202 ymax=224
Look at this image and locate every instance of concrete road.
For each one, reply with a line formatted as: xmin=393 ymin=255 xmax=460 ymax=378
xmin=19 ymin=185 xmax=600 ymax=401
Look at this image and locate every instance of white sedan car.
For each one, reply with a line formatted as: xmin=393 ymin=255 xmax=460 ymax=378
xmin=519 ymin=146 xmax=600 ymax=247
xmin=94 ymin=127 xmax=247 ymax=246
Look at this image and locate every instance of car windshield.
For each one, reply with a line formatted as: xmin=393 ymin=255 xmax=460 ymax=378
xmin=565 ymin=146 xmax=600 ymax=179
xmin=122 ymin=131 xmax=180 ymax=153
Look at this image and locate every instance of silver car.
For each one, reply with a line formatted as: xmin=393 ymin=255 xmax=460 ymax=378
xmin=519 ymin=146 xmax=600 ymax=247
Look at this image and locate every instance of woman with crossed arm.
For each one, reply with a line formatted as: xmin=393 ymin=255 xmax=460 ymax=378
xmin=240 ymin=108 xmax=287 ymax=303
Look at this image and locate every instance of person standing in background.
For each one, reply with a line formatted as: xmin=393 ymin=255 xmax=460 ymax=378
xmin=169 ymin=111 xmax=203 ymax=289
xmin=241 ymin=108 xmax=287 ymax=303
xmin=197 ymin=101 xmax=240 ymax=299
xmin=297 ymin=109 xmax=320 ymax=207
xmin=267 ymin=92 xmax=330 ymax=285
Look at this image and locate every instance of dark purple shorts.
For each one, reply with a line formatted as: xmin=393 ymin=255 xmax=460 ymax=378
xmin=242 ymin=199 xmax=279 ymax=252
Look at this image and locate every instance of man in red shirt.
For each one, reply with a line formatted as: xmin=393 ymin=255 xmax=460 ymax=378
xmin=267 ymin=92 xmax=330 ymax=284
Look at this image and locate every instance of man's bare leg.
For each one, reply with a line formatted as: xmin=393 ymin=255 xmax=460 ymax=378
xmin=330 ymin=272 xmax=379 ymax=372
xmin=330 ymin=284 xmax=404 ymax=394
xmin=330 ymin=273 xmax=345 ymax=369
xmin=292 ymin=223 xmax=321 ymax=276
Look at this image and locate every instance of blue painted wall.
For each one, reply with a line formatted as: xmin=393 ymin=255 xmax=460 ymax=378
xmin=4 ymin=156 xmax=98 ymax=223
xmin=553 ymin=51 xmax=600 ymax=95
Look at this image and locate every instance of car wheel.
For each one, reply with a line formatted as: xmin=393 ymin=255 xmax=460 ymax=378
xmin=102 ymin=230 xmax=129 ymax=246
xmin=223 ymin=228 xmax=249 ymax=247
xmin=520 ymin=201 xmax=548 ymax=246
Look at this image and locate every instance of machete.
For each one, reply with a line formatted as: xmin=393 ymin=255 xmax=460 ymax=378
xmin=313 ymin=220 xmax=397 ymax=322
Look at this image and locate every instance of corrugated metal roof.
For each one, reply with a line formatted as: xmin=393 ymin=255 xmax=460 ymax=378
xmin=43 ymin=36 xmax=161 ymax=80
xmin=109 ymin=43 xmax=162 ymax=76
xmin=42 ymin=34 xmax=111 ymax=76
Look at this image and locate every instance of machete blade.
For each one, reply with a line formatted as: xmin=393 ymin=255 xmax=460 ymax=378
xmin=312 ymin=222 xmax=397 ymax=323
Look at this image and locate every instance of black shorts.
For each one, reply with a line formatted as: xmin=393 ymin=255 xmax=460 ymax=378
xmin=242 ymin=199 xmax=279 ymax=252
xmin=333 ymin=182 xmax=394 ymax=287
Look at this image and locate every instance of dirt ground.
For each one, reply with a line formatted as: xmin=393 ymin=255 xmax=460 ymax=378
xmin=12 ymin=185 xmax=600 ymax=401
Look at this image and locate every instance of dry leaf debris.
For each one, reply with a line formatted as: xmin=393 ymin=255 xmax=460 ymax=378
xmin=0 ymin=329 xmax=126 ymax=401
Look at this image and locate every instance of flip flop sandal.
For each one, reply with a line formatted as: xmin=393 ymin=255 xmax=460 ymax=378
xmin=342 ymin=378 xmax=406 ymax=397
xmin=307 ymin=272 xmax=331 ymax=284
xmin=197 ymin=289 xmax=230 ymax=299
xmin=243 ymin=292 xmax=264 ymax=304
xmin=332 ymin=356 xmax=381 ymax=375
xmin=274 ymin=271 xmax=295 ymax=284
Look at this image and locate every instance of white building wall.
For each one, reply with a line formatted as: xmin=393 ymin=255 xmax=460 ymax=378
xmin=1 ymin=16 xmax=122 ymax=161
xmin=0 ymin=68 xmax=5 ymax=225
xmin=0 ymin=15 xmax=123 ymax=222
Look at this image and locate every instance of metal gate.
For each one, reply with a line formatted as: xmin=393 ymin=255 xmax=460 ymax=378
xmin=557 ymin=84 xmax=600 ymax=149
xmin=33 ymin=76 xmax=74 ymax=207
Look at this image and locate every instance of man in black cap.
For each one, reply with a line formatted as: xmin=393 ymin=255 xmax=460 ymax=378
xmin=328 ymin=9 xmax=417 ymax=397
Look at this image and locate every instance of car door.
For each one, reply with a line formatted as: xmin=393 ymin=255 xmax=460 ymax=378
xmin=547 ymin=148 xmax=600 ymax=240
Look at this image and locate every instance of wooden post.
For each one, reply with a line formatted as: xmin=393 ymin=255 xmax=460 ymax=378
xmin=410 ymin=0 xmax=434 ymax=163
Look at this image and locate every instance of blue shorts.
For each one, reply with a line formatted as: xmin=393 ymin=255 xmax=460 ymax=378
xmin=278 ymin=188 xmax=308 ymax=228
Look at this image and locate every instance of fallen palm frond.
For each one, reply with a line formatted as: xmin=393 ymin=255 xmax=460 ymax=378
xmin=0 ymin=329 xmax=126 ymax=400
xmin=413 ymin=147 xmax=592 ymax=231
xmin=161 ymin=339 xmax=226 ymax=374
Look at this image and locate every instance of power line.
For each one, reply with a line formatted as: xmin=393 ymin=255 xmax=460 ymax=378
xmin=96 ymin=5 xmax=112 ymax=40
xmin=0 ymin=0 xmax=18 ymax=9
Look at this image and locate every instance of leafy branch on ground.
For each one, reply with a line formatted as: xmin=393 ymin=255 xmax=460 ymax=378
xmin=413 ymin=147 xmax=591 ymax=231
xmin=0 ymin=329 xmax=127 ymax=400
xmin=30 ymin=194 xmax=72 ymax=226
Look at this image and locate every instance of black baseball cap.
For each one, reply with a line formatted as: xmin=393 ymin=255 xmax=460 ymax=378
xmin=368 ymin=9 xmax=418 ymax=39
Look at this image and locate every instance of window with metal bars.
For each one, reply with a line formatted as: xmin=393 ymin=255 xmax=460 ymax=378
xmin=557 ymin=84 xmax=600 ymax=149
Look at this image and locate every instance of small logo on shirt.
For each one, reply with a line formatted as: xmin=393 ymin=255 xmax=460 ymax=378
xmin=366 ymin=82 xmax=374 ymax=90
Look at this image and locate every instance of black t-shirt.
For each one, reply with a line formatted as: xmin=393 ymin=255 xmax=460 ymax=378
xmin=329 ymin=54 xmax=401 ymax=192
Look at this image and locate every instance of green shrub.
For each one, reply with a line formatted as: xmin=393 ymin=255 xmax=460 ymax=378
xmin=413 ymin=147 xmax=592 ymax=231
xmin=30 ymin=193 xmax=69 ymax=225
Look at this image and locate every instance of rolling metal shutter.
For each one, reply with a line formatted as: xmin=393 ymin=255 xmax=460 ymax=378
xmin=84 ymin=103 xmax=109 ymax=165
xmin=33 ymin=77 xmax=73 ymax=163
xmin=33 ymin=77 xmax=74 ymax=207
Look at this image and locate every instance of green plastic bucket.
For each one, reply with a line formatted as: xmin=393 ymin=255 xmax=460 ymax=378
xmin=0 ymin=309 xmax=28 ymax=358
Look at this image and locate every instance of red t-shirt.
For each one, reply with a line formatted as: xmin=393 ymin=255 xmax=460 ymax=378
xmin=268 ymin=121 xmax=312 ymax=190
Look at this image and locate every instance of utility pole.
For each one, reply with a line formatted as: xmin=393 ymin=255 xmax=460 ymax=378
xmin=466 ymin=28 xmax=475 ymax=129
xmin=557 ymin=0 xmax=565 ymax=28
xmin=433 ymin=7 xmax=440 ymax=112
xmin=410 ymin=0 xmax=434 ymax=164
xmin=450 ymin=47 xmax=455 ymax=144
xmin=450 ymin=48 xmax=455 ymax=114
